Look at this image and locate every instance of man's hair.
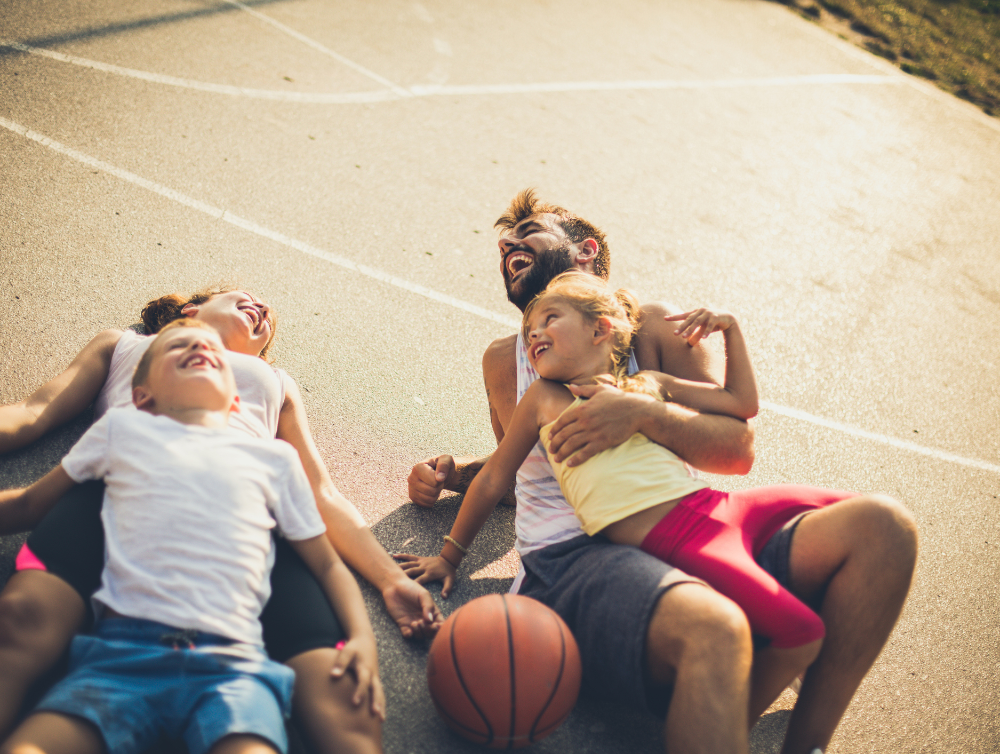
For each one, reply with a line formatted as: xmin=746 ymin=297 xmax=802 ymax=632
xmin=131 ymin=319 xmax=219 ymax=391
xmin=494 ymin=188 xmax=610 ymax=280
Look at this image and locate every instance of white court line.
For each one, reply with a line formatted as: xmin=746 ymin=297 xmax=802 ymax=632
xmin=1 ymin=115 xmax=997 ymax=476
xmin=218 ymin=0 xmax=412 ymax=98
xmin=0 ymin=40 xmax=398 ymax=103
xmin=0 ymin=40 xmax=901 ymax=103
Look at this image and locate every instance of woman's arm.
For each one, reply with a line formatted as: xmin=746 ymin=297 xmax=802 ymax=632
xmin=0 ymin=465 xmax=76 ymax=534
xmin=290 ymin=534 xmax=385 ymax=719
xmin=657 ymin=309 xmax=759 ymax=420
xmin=396 ymin=383 xmax=546 ymax=597
xmin=0 ymin=329 xmax=122 ymax=454
xmin=275 ymin=378 xmax=442 ymax=639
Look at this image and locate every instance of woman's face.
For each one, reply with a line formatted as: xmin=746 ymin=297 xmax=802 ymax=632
xmin=183 ymin=291 xmax=273 ymax=356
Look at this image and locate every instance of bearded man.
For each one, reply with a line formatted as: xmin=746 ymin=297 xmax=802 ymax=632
xmin=405 ymin=189 xmax=917 ymax=754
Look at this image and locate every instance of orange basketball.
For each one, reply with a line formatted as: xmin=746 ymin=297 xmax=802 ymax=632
xmin=427 ymin=593 xmax=582 ymax=749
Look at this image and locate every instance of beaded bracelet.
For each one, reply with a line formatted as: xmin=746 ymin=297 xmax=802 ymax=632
xmin=443 ymin=535 xmax=469 ymax=555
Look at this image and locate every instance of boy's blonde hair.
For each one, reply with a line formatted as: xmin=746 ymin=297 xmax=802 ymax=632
xmin=131 ymin=319 xmax=221 ymax=391
xmin=521 ymin=271 xmax=661 ymax=398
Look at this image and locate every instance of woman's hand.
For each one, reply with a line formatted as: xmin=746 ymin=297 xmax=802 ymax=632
xmin=665 ymin=308 xmax=739 ymax=347
xmin=330 ymin=635 xmax=385 ymax=720
xmin=394 ymin=553 xmax=458 ymax=598
xmin=380 ymin=577 xmax=443 ymax=640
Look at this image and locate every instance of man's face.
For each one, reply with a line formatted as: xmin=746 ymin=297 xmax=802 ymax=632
xmin=499 ymin=214 xmax=576 ymax=312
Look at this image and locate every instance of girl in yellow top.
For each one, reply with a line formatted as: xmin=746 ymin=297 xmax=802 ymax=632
xmin=403 ymin=270 xmax=855 ymax=670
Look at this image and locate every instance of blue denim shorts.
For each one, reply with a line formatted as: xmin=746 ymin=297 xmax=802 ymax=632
xmin=35 ymin=618 xmax=294 ymax=754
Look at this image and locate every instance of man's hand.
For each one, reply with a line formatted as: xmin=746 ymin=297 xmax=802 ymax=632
xmin=381 ymin=577 xmax=444 ymax=640
xmin=407 ymin=455 xmax=455 ymax=508
xmin=394 ymin=553 xmax=459 ymax=599
xmin=547 ymin=383 xmax=655 ymax=467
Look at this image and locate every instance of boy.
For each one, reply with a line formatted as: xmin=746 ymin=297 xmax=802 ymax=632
xmin=0 ymin=320 xmax=381 ymax=754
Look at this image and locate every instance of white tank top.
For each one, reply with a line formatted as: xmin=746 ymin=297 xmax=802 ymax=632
xmin=510 ymin=333 xmax=640 ymax=591
xmin=93 ymin=330 xmax=290 ymax=439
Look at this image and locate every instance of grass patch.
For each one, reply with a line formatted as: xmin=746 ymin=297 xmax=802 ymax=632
xmin=774 ymin=0 xmax=1000 ymax=116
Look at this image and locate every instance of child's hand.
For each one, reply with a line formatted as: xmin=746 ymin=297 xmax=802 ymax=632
xmin=331 ymin=635 xmax=386 ymax=720
xmin=394 ymin=553 xmax=458 ymax=598
xmin=665 ymin=308 xmax=739 ymax=347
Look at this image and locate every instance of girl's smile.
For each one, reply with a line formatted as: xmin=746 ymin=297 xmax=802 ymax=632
xmin=526 ymin=298 xmax=612 ymax=384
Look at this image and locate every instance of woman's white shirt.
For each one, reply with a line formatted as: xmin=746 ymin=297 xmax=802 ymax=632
xmin=94 ymin=330 xmax=290 ymax=439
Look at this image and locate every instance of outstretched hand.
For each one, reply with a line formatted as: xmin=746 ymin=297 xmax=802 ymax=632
xmin=546 ymin=382 xmax=653 ymax=467
xmin=407 ymin=454 xmax=455 ymax=508
xmin=665 ymin=308 xmax=738 ymax=347
xmin=382 ymin=577 xmax=443 ymax=640
xmin=329 ymin=635 xmax=386 ymax=720
xmin=394 ymin=553 xmax=458 ymax=599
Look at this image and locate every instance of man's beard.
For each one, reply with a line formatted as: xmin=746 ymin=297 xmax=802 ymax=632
xmin=505 ymin=245 xmax=574 ymax=312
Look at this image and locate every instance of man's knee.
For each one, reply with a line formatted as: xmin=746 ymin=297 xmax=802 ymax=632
xmin=646 ymin=583 xmax=752 ymax=687
xmin=853 ymin=494 xmax=918 ymax=569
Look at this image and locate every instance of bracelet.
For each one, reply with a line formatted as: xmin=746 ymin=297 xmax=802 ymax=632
xmin=443 ymin=535 xmax=469 ymax=555
xmin=440 ymin=551 xmax=461 ymax=570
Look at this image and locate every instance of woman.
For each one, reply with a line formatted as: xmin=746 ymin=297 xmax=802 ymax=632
xmin=0 ymin=287 xmax=442 ymax=754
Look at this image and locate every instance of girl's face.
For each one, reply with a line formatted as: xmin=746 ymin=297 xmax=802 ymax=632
xmin=526 ymin=297 xmax=610 ymax=383
xmin=183 ymin=291 xmax=273 ymax=356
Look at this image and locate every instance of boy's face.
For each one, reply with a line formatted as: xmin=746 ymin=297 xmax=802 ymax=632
xmin=133 ymin=328 xmax=238 ymax=415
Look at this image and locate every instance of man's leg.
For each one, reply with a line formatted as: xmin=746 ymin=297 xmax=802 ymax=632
xmin=781 ymin=494 xmax=918 ymax=754
xmin=0 ymin=712 xmax=103 ymax=754
xmin=645 ymin=582 xmax=754 ymax=754
xmin=284 ymin=649 xmax=383 ymax=754
xmin=0 ymin=571 xmax=86 ymax=737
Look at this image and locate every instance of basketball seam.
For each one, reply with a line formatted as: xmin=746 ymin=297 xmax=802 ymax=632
xmin=504 ymin=594 xmax=516 ymax=751
xmin=450 ymin=606 xmax=495 ymax=745
xmin=529 ymin=610 xmax=568 ymax=741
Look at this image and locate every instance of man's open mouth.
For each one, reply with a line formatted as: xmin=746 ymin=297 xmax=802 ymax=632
xmin=506 ymin=252 xmax=534 ymax=277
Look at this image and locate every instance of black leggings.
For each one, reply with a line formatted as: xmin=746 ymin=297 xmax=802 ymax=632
xmin=23 ymin=480 xmax=344 ymax=662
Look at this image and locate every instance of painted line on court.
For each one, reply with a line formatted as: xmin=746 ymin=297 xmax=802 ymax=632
xmin=219 ymin=0 xmax=412 ymax=97
xmin=760 ymin=401 xmax=1000 ymax=475
xmin=0 ymin=40 xmax=901 ymax=103
xmin=0 ymin=40 xmax=398 ymax=103
xmin=0 ymin=116 xmax=519 ymax=330
xmin=2 ymin=115 xmax=996 ymax=476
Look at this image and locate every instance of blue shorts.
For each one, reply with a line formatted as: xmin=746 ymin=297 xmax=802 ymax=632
xmin=35 ymin=618 xmax=295 ymax=754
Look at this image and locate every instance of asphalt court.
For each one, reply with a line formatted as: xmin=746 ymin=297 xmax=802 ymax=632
xmin=1 ymin=1 xmax=999 ymax=752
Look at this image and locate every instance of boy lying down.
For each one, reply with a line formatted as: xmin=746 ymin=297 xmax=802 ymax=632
xmin=0 ymin=319 xmax=380 ymax=754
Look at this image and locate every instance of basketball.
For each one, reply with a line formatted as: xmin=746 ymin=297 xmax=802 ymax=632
xmin=427 ymin=593 xmax=582 ymax=749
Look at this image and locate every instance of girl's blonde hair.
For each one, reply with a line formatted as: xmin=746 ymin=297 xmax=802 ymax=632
xmin=521 ymin=271 xmax=661 ymax=399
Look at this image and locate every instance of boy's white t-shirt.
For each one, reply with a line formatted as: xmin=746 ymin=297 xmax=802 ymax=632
xmin=61 ymin=408 xmax=326 ymax=646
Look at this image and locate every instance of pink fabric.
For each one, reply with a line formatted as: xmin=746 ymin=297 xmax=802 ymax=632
xmin=641 ymin=485 xmax=855 ymax=649
xmin=14 ymin=543 xmax=47 ymax=572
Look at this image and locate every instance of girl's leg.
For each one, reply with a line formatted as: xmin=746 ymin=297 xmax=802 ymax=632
xmin=208 ymin=735 xmax=279 ymax=754
xmin=0 ymin=712 xmax=103 ymax=754
xmin=262 ymin=539 xmax=382 ymax=754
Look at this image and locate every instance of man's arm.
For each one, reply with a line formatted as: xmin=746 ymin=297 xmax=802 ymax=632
xmin=546 ymin=301 xmax=755 ymax=474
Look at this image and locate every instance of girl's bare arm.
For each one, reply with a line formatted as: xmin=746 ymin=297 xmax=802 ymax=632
xmin=658 ymin=310 xmax=759 ymax=420
xmin=396 ymin=381 xmax=551 ymax=596
xmin=0 ymin=329 xmax=122 ymax=454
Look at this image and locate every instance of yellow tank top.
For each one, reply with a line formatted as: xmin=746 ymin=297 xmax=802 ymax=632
xmin=539 ymin=396 xmax=709 ymax=536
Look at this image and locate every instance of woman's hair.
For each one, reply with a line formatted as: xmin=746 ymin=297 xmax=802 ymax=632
xmin=521 ymin=271 xmax=661 ymax=399
xmin=140 ymin=285 xmax=277 ymax=362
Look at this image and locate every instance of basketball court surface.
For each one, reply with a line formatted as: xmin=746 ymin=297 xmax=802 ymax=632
xmin=1 ymin=1 xmax=998 ymax=752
